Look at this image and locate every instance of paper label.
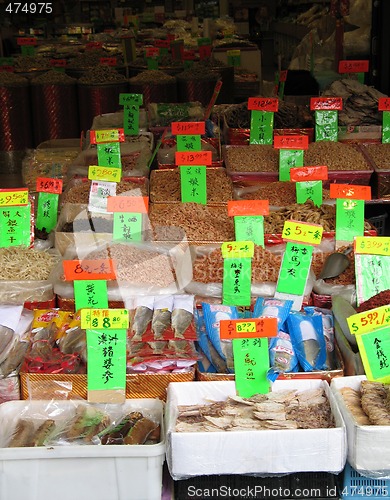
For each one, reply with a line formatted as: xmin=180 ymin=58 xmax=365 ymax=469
xmin=36 ymin=177 xmax=63 ymax=194
xmin=63 ymin=259 xmax=117 ymax=281
xmin=315 ymin=110 xmax=338 ymax=141
xmin=74 ymin=280 xmax=109 ymax=311
xmin=172 ymin=122 xmax=205 ymax=135
xmin=354 ymin=237 xmax=390 ymax=255
xmin=355 ymin=254 xmax=390 ymax=306
xmin=274 ymin=135 xmax=308 ymax=150
xmin=382 ymin=111 xmax=390 ymax=143
xmin=36 ymin=192 xmax=59 ymax=233
xmin=234 ymin=216 xmax=264 ymax=247
xmin=279 ymin=150 xmax=304 ymax=181
xmin=107 ymin=196 xmax=148 ymax=213
xmin=82 ymin=309 xmax=129 ymax=330
xmin=88 ymin=166 xmax=122 ymax=183
xmin=228 ymin=200 xmax=269 ymax=217
xmin=220 ymin=318 xmax=277 ymax=339
xmin=338 ymin=60 xmax=369 ymax=73
xmin=221 ymin=241 xmax=255 ymax=259
xmin=0 ymin=204 xmax=31 ymax=247
xmin=296 ymin=180 xmax=323 ymax=207
xmin=276 ymin=242 xmax=313 ymax=296
xmin=97 ymin=142 xmax=121 ymax=170
xmin=348 ymin=305 xmax=390 ymax=336
xmin=290 ymin=166 xmax=328 ymax=182
xmin=222 ymin=257 xmax=252 ymax=307
xmin=233 ymin=337 xmax=270 ymax=396
xmin=90 ymin=129 xmax=125 ymax=144
xmin=113 ymin=212 xmax=142 ymax=241
xmin=88 ymin=180 xmax=117 ymax=213
xmin=249 ymin=110 xmax=273 ymax=145
xmin=180 ymin=165 xmax=207 ymax=204
xmin=310 ymin=97 xmax=343 ymax=110
xmin=176 ymin=135 xmax=201 ymax=152
xmin=119 ymin=93 xmax=143 ymax=106
xmin=175 ymin=151 xmax=212 ymax=165
xmin=378 ymin=98 xmax=390 ymax=111
xmin=282 ymin=220 xmax=323 ymax=245
xmin=248 ymin=97 xmax=278 ymax=112
xmin=330 ymin=184 xmax=371 ymax=200
xmin=124 ymin=105 xmax=140 ymax=135
xmin=357 ymin=327 xmax=390 ymax=383
xmin=335 ymin=198 xmax=365 ymax=242
xmin=0 ymin=188 xmax=29 ymax=206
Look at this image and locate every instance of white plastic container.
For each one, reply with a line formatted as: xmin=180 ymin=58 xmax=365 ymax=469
xmin=0 ymin=399 xmax=165 ymax=500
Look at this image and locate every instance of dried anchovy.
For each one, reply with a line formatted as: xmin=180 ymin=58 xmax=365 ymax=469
xmin=0 ymin=71 xmax=28 ymax=87
xmin=31 ymin=70 xmax=77 ymax=85
xmin=78 ymin=66 xmax=127 ymax=84
xmin=129 ymin=70 xmax=176 ymax=84
xmin=304 ymin=141 xmax=371 ymax=171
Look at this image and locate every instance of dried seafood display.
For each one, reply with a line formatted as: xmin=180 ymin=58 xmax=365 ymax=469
xmin=225 ymin=145 xmax=279 ymax=172
xmin=62 ymin=179 xmax=148 ymax=204
xmin=234 ymin=182 xmax=330 ymax=205
xmin=362 ymin=143 xmax=390 ymax=169
xmin=175 ymin=388 xmax=334 ymax=432
xmin=340 ymin=381 xmax=390 ymax=426
xmin=312 ymin=247 xmax=355 ymax=286
xmin=0 ymin=248 xmax=57 ymax=281
xmin=304 ymin=141 xmax=371 ymax=171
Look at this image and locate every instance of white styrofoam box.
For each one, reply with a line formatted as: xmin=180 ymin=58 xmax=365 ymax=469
xmin=0 ymin=399 xmax=165 ymax=500
xmin=166 ymin=380 xmax=347 ymax=479
xmin=331 ymin=375 xmax=390 ymax=475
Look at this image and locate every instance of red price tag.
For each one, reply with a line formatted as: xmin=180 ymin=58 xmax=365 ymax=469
xmin=279 ymin=70 xmax=288 ymax=82
xmin=198 ymin=45 xmax=211 ymax=59
xmin=175 ymin=151 xmax=212 ymax=165
xmin=154 ymin=39 xmax=170 ymax=49
xmin=378 ymin=98 xmax=390 ymax=111
xmin=273 ymin=135 xmax=309 ymax=150
xmin=171 ymin=122 xmax=205 ymax=135
xmin=63 ymin=259 xmax=117 ymax=281
xmin=330 ymin=184 xmax=371 ymax=200
xmin=17 ymin=37 xmax=37 ymax=46
xmin=167 ymin=34 xmax=175 ymax=41
xmin=289 ymin=166 xmax=328 ymax=182
xmin=248 ymin=97 xmax=278 ymax=112
xmin=50 ymin=59 xmax=67 ymax=68
xmin=145 ymin=47 xmax=159 ymax=58
xmin=100 ymin=57 xmax=117 ymax=66
xmin=0 ymin=66 xmax=14 ymax=72
xmin=86 ymin=42 xmax=103 ymax=50
xmin=227 ymin=200 xmax=269 ymax=217
xmin=220 ymin=318 xmax=278 ymax=339
xmin=106 ymin=196 xmax=149 ymax=213
xmin=183 ymin=50 xmax=196 ymax=61
xmin=338 ymin=60 xmax=369 ymax=74
xmin=310 ymin=97 xmax=343 ymax=110
xmin=36 ymin=177 xmax=63 ymax=194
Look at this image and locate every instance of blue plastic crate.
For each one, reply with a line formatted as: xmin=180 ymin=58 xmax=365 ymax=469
xmin=341 ymin=463 xmax=390 ymax=500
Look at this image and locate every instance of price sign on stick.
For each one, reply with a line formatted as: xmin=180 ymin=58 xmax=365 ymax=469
xmin=276 ymin=242 xmax=313 ymax=297
xmin=172 ymin=121 xmax=205 ymax=136
xmin=311 ymin=97 xmax=342 ymax=142
xmin=355 ymin=254 xmax=390 ymax=306
xmin=119 ymin=93 xmax=143 ymax=135
xmin=179 ymin=166 xmax=207 ymax=205
xmin=88 ymin=166 xmax=122 ymax=183
xmin=97 ymin=142 xmax=121 ymax=170
xmin=0 ymin=204 xmax=31 ymax=247
xmin=354 ymin=236 xmax=390 ymax=256
xmin=36 ymin=192 xmax=59 ymax=234
xmin=228 ymin=200 xmax=269 ymax=247
xmin=378 ymin=98 xmax=390 ymax=143
xmin=107 ymin=195 xmax=148 ymax=242
xmin=275 ymin=134 xmax=307 ymax=181
xmin=290 ymin=166 xmax=328 ymax=207
xmin=74 ymin=280 xmax=109 ymax=311
xmin=338 ymin=60 xmax=369 ymax=84
xmin=176 ymin=135 xmax=201 ymax=152
xmin=221 ymin=241 xmax=254 ymax=306
xmin=248 ymin=98 xmax=278 ymax=145
xmin=90 ymin=129 xmax=125 ymax=144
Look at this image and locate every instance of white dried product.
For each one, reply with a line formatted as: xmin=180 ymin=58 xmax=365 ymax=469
xmin=304 ymin=141 xmax=371 ymax=171
xmin=225 ymin=145 xmax=279 ymax=172
xmin=0 ymin=247 xmax=57 ymax=281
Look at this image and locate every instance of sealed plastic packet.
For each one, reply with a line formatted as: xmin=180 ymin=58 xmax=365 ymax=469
xmin=152 ymin=295 xmax=174 ymax=339
xmin=171 ymin=294 xmax=194 ymax=339
xmin=253 ymin=297 xmax=293 ymax=330
xmin=267 ymin=330 xmax=299 ymax=382
xmin=130 ymin=296 xmax=155 ymax=341
xmin=304 ymin=306 xmax=336 ymax=370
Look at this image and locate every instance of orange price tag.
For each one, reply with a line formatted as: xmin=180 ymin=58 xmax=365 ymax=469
xmin=17 ymin=37 xmax=37 ymax=46
xmin=0 ymin=188 xmax=29 ymax=206
xmin=338 ymin=60 xmax=369 ymax=73
xmin=378 ymin=98 xmax=390 ymax=111
xmin=36 ymin=177 xmax=63 ymax=194
xmin=90 ymin=129 xmax=125 ymax=144
xmin=273 ymin=135 xmax=309 ymax=150
xmin=330 ymin=184 xmax=371 ymax=200
xmin=145 ymin=47 xmax=159 ymax=58
xmin=50 ymin=59 xmax=67 ymax=68
xmin=175 ymin=151 xmax=212 ymax=165
xmin=248 ymin=97 xmax=278 ymax=112
xmin=227 ymin=200 xmax=269 ymax=217
xmin=63 ymin=259 xmax=117 ymax=281
xmin=107 ymin=196 xmax=149 ymax=213
xmin=220 ymin=318 xmax=278 ymax=339
xmin=100 ymin=57 xmax=117 ymax=66
xmin=171 ymin=122 xmax=205 ymax=135
xmin=289 ymin=166 xmax=328 ymax=182
xmin=310 ymin=97 xmax=343 ymax=110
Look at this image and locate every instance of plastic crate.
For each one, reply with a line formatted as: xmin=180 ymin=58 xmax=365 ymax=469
xmin=367 ymin=213 xmax=388 ymax=236
xmin=341 ymin=463 xmax=390 ymax=500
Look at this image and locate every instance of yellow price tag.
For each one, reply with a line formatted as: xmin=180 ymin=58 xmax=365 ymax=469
xmin=282 ymin=220 xmax=323 ymax=245
xmin=0 ymin=189 xmax=29 ymax=206
xmin=81 ymin=308 xmax=129 ymax=330
xmin=354 ymin=236 xmax=390 ymax=256
xmin=236 ymin=321 xmax=256 ymax=333
xmin=88 ymin=165 xmax=122 ymax=182
xmin=221 ymin=241 xmax=255 ymax=259
xmin=347 ymin=305 xmax=390 ymax=336
xmin=91 ymin=129 xmax=124 ymax=144
xmin=226 ymin=49 xmax=240 ymax=57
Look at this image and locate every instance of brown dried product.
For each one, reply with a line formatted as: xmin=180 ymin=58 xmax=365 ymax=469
xmin=129 ymin=70 xmax=176 ymax=84
xmin=31 ymin=70 xmax=77 ymax=85
xmin=356 ymin=289 xmax=390 ymax=312
xmin=311 ymin=246 xmax=356 ymax=285
xmin=63 ymin=179 xmax=148 ymax=204
xmin=235 ymin=182 xmax=330 ymax=205
xmin=0 ymin=71 xmax=28 ymax=87
xmin=149 ymin=203 xmax=234 ymax=242
xmin=69 ymin=50 xmax=123 ymax=69
xmin=176 ymin=65 xmax=219 ymax=81
xmin=13 ymin=55 xmax=51 ymax=72
xmin=225 ymin=145 xmax=279 ymax=172
xmin=304 ymin=141 xmax=371 ymax=171
xmin=362 ymin=143 xmax=390 ymax=169
xmin=78 ymin=66 xmax=127 ymax=84
xmin=340 ymin=387 xmax=371 ymax=425
xmin=361 ymin=380 xmax=390 ymax=425
xmin=150 ymin=168 xmax=233 ymax=203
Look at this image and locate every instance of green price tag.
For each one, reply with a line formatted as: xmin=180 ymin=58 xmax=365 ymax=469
xmin=177 ymin=135 xmax=201 ymax=152
xmin=276 ymin=242 xmax=313 ymax=296
xmin=124 ymin=104 xmax=140 ymax=135
xmin=87 ymin=328 xmax=127 ymax=391
xmin=315 ymin=110 xmax=338 ymax=142
xmin=159 ymin=47 xmax=169 ymax=57
xmin=74 ymin=280 xmax=108 ymax=311
xmin=249 ymin=110 xmax=274 ymax=145
xmin=335 ymin=198 xmax=365 ymax=243
xmin=179 ymin=165 xmax=207 ymax=205
xmin=296 ymin=180 xmax=323 ymax=207
xmin=113 ymin=212 xmax=143 ymax=241
xmin=222 ymin=257 xmax=252 ymax=306
xmin=278 ymin=81 xmax=285 ymax=99
xmin=184 ymin=60 xmax=194 ymax=69
xmin=234 ymin=215 xmax=264 ymax=247
xmin=36 ymin=192 xmax=59 ymax=233
xmin=147 ymin=57 xmax=158 ymax=70
xmin=357 ymin=326 xmax=390 ymax=383
xmin=382 ymin=111 xmax=390 ymax=143
xmin=21 ymin=46 xmax=35 ymax=56
xmin=355 ymin=254 xmax=390 ymax=306
xmin=279 ymin=149 xmax=304 ymax=181
xmin=357 ymin=72 xmax=365 ymax=84
xmin=0 ymin=204 xmax=31 ymax=247
xmin=233 ymin=337 xmax=270 ymax=396
xmin=0 ymin=57 xmax=14 ymax=66
xmin=97 ymin=142 xmax=121 ymax=169
xmin=119 ymin=93 xmax=143 ymax=106
xmin=227 ymin=50 xmax=241 ymax=67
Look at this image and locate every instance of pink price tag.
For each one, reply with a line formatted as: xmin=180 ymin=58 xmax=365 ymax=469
xmin=248 ymin=97 xmax=278 ymax=112
xmin=338 ymin=60 xmax=369 ymax=73
xmin=171 ymin=122 xmax=205 ymax=135
xmin=175 ymin=151 xmax=212 ymax=165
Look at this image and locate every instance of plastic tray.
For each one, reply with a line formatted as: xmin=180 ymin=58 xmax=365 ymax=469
xmin=341 ymin=463 xmax=390 ymax=500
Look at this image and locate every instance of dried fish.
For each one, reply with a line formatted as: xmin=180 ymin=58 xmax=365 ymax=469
xmin=172 ymin=309 xmax=193 ymax=339
xmin=131 ymin=306 xmax=153 ymax=340
xmin=0 ymin=339 xmax=29 ymax=377
xmin=0 ymin=326 xmax=15 ymax=364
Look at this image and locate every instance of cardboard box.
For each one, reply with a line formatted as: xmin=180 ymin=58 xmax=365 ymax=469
xmin=331 ymin=375 xmax=390 ymax=475
xmin=166 ymin=379 xmax=347 ymax=478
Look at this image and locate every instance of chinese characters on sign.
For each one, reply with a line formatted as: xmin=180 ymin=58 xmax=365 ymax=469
xmin=279 ymin=150 xmax=304 ymax=181
xmin=97 ymin=142 xmax=121 ymax=170
xmin=0 ymin=205 xmax=31 ymax=247
xmin=73 ymin=280 xmax=109 ymax=311
xmin=179 ymin=166 xmax=207 ymax=204
xmin=276 ymin=242 xmax=313 ymax=296
xmin=335 ymin=198 xmax=365 ymax=243
xmin=36 ymin=192 xmax=59 ymax=233
xmin=355 ymin=254 xmax=390 ymax=306
xmin=113 ymin=212 xmax=142 ymax=241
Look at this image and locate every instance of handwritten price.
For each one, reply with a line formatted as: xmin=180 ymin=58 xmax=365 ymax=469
xmin=348 ymin=306 xmax=390 ymax=335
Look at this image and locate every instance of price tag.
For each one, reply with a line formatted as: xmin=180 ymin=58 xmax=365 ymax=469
xmin=227 ymin=200 xmax=269 ymax=217
xmin=276 ymin=242 xmax=313 ymax=296
xmin=124 ymin=104 xmax=140 ymax=135
xmin=279 ymin=150 xmax=304 ymax=181
xmin=355 ymin=254 xmax=390 ymax=306
xmin=113 ymin=212 xmax=142 ymax=241
xmin=107 ymin=196 xmax=148 ymax=213
xmin=378 ymin=98 xmax=390 ymax=111
xmin=50 ymin=59 xmax=67 ymax=68
xmin=221 ymin=241 xmax=255 ymax=259
xmin=180 ymin=165 xmax=207 ymax=205
xmin=250 ymin=110 xmax=274 ymax=145
xmin=222 ymin=257 xmax=252 ymax=307
xmin=220 ymin=318 xmax=278 ymax=339
xmin=227 ymin=49 xmax=241 ymax=67
xmin=310 ymin=97 xmax=343 ymax=110
xmin=63 ymin=259 xmax=117 ymax=281
xmin=0 ymin=57 xmax=14 ymax=66
xmin=154 ymin=39 xmax=170 ymax=49
xmin=347 ymin=305 xmax=390 ymax=336
xmin=175 ymin=151 xmax=212 ymax=166
xmin=0 ymin=204 xmax=31 ymax=247
xmin=97 ymin=142 xmax=121 ymax=169
xmin=145 ymin=47 xmax=159 ymax=58
xmin=282 ymin=220 xmax=323 ymax=245
xmin=36 ymin=177 xmax=63 ymax=194
xmin=176 ymin=135 xmax=201 ymax=152
xmin=88 ymin=166 xmax=121 ymax=183
xmin=274 ymin=135 xmax=309 ymax=150
xmin=382 ymin=111 xmax=390 ymax=143
xmin=356 ymin=327 xmax=390 ymax=383
xmin=330 ymin=184 xmax=371 ymax=200
xmin=0 ymin=188 xmax=29 ymax=206
xmin=99 ymin=57 xmax=117 ymax=66
xmin=171 ymin=39 xmax=184 ymax=61
xmin=314 ymin=110 xmax=338 ymax=142
xmin=0 ymin=65 xmax=14 ymax=72
xmin=290 ymin=166 xmax=328 ymax=182
xmin=17 ymin=37 xmax=37 ymax=46
xmin=234 ymin=216 xmax=265 ymax=247
xmin=21 ymin=46 xmax=35 ymax=56
xmin=279 ymin=70 xmax=288 ymax=82
xmin=36 ymin=192 xmax=59 ymax=233
xmin=335 ymin=198 xmax=365 ymax=243
xmin=248 ymin=98 xmax=278 ymax=112
xmin=354 ymin=236 xmax=390 ymax=255
xmin=86 ymin=42 xmax=103 ymax=50
xmin=146 ymin=57 xmax=158 ymax=70
xmin=183 ymin=50 xmax=196 ymax=61
xmin=296 ymin=180 xmax=323 ymax=207
xmin=82 ymin=309 xmax=129 ymax=330
xmin=172 ymin=122 xmax=205 ymax=135
xmin=87 ymin=328 xmax=127 ymax=402
xmin=90 ymin=129 xmax=125 ymax=144
xmin=88 ymin=180 xmax=117 ymax=213
xmin=233 ymin=337 xmax=271 ymax=396
xmin=119 ymin=93 xmax=143 ymax=106
xmin=338 ymin=60 xmax=369 ymax=73
xmin=74 ymin=280 xmax=108 ymax=311
xmin=197 ymin=38 xmax=211 ymax=59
